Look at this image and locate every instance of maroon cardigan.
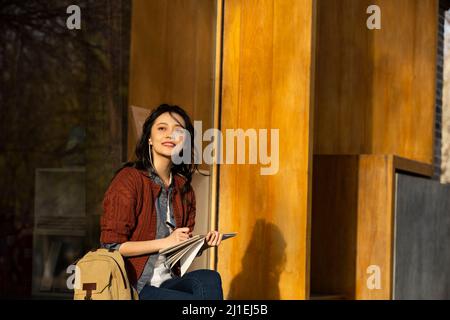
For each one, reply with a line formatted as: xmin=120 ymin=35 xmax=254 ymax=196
xmin=99 ymin=167 xmax=196 ymax=286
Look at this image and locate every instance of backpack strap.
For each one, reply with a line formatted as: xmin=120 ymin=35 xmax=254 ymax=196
xmin=90 ymin=247 xmax=115 ymax=253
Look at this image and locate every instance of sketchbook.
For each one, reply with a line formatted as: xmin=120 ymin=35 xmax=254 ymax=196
xmin=159 ymin=233 xmax=237 ymax=276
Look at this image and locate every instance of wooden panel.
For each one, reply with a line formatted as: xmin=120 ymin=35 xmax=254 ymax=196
xmin=127 ymin=0 xmax=216 ymax=160
xmin=311 ymin=155 xmax=359 ymax=299
xmin=355 ymin=155 xmax=395 ymax=299
xmin=314 ymin=0 xmax=374 ymax=155
xmin=218 ymin=0 xmax=316 ymax=299
xmin=127 ymin=0 xmax=218 ymax=271
xmin=314 ymin=0 xmax=439 ymax=165
xmin=371 ymin=0 xmax=438 ymax=164
xmin=188 ymin=171 xmax=212 ymax=272
xmin=208 ymin=0 xmax=224 ymax=271
xmin=393 ymin=155 xmax=434 ymax=177
xmin=311 ymin=154 xmax=432 ymax=300
xmin=355 ymin=155 xmax=431 ymax=299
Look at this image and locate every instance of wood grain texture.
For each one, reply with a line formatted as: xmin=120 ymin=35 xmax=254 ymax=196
xmin=314 ymin=0 xmax=439 ymax=165
xmin=127 ymin=0 xmax=217 ymax=161
xmin=314 ymin=0 xmax=374 ymax=155
xmin=393 ymin=155 xmax=434 ymax=177
xmin=355 ymin=155 xmax=395 ymax=299
xmin=311 ymin=155 xmax=359 ymax=299
xmin=355 ymin=155 xmax=432 ymax=299
xmin=209 ymin=0 xmax=224 ymax=271
xmin=312 ymin=0 xmax=438 ymax=301
xmin=126 ymin=0 xmax=218 ymax=272
xmin=311 ymin=155 xmax=432 ymax=300
xmin=218 ymin=0 xmax=316 ymax=300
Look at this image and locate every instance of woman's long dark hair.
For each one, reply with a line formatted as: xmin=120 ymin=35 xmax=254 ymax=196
xmin=116 ymin=104 xmax=199 ymax=196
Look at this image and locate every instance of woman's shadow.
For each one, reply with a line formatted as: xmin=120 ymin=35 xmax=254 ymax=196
xmin=227 ymin=219 xmax=287 ymax=299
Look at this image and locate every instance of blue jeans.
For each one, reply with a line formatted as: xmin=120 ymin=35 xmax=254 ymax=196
xmin=138 ymin=269 xmax=224 ymax=300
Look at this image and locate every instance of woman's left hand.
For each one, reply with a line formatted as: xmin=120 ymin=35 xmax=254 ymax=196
xmin=205 ymin=231 xmax=223 ymax=247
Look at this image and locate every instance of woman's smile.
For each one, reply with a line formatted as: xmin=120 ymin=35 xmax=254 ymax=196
xmin=162 ymin=141 xmax=176 ymax=148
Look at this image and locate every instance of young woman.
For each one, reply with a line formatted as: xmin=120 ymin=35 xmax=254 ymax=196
xmin=100 ymin=104 xmax=224 ymax=300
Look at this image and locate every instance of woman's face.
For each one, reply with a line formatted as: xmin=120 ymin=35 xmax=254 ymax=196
xmin=149 ymin=112 xmax=187 ymax=159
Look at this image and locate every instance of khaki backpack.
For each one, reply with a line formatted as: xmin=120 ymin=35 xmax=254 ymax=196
xmin=73 ymin=248 xmax=139 ymax=300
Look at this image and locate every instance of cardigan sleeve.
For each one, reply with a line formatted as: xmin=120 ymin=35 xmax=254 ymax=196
xmin=100 ymin=168 xmax=139 ymax=244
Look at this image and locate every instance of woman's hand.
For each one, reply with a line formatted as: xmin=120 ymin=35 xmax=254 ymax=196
xmin=164 ymin=227 xmax=190 ymax=248
xmin=195 ymin=231 xmax=223 ymax=257
xmin=118 ymin=228 xmax=192 ymax=257
xmin=205 ymin=231 xmax=223 ymax=247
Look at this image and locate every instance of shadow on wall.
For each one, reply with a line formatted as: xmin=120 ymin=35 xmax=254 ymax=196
xmin=227 ymin=219 xmax=287 ymax=300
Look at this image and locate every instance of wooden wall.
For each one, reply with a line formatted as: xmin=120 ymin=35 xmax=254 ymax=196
xmin=218 ymin=0 xmax=317 ymax=300
xmin=314 ymin=0 xmax=439 ymax=165
xmin=311 ymin=155 xmax=432 ymax=300
xmin=311 ymin=155 xmax=359 ymax=299
xmin=126 ymin=0 xmax=440 ymax=300
xmin=355 ymin=155 xmax=432 ymax=299
xmin=311 ymin=0 xmax=439 ymax=300
xmin=127 ymin=0 xmax=217 ymax=160
xmin=127 ymin=0 xmax=219 ymax=270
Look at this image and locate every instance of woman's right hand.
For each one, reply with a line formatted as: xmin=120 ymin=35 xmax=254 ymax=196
xmin=164 ymin=227 xmax=191 ymax=248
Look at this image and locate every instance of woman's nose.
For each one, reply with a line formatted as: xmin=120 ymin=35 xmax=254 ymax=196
xmin=166 ymin=130 xmax=175 ymax=139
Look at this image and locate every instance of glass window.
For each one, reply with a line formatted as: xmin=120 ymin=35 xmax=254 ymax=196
xmin=0 ymin=0 xmax=131 ymax=299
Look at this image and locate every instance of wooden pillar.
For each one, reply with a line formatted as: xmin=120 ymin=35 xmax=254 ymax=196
xmin=217 ymin=0 xmax=317 ymax=300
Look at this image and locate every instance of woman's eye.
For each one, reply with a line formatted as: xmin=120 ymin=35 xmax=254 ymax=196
xmin=158 ymin=127 xmax=166 ymax=131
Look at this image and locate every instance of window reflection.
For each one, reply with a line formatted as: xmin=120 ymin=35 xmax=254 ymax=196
xmin=0 ymin=0 xmax=131 ymax=299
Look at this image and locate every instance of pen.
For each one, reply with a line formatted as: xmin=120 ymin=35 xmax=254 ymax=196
xmin=166 ymin=221 xmax=176 ymax=231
